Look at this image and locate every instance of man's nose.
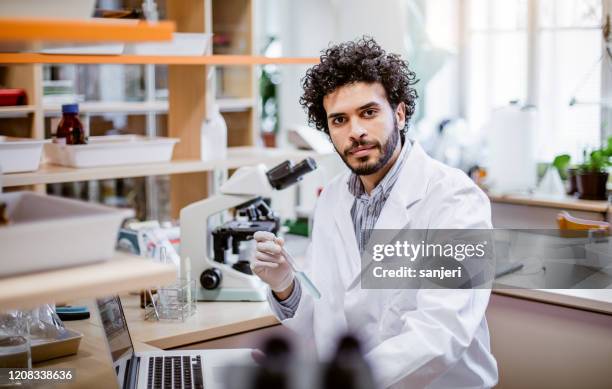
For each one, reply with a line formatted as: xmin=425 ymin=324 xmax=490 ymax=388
xmin=348 ymin=118 xmax=367 ymax=141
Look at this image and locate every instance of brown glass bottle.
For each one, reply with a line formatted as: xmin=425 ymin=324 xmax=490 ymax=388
xmin=55 ymin=103 xmax=87 ymax=145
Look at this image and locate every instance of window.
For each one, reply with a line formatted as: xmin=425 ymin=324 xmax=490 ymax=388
xmin=466 ymin=0 xmax=604 ymax=162
xmin=536 ymin=0 xmax=603 ymax=161
xmin=466 ymin=0 xmax=528 ymax=130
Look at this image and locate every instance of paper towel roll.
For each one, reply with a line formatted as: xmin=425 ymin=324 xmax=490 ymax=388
xmin=486 ymin=104 xmax=537 ymax=192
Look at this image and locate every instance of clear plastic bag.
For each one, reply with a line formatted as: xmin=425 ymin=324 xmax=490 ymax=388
xmin=29 ymin=304 xmax=65 ymax=342
xmin=0 ymin=309 xmax=31 ymax=369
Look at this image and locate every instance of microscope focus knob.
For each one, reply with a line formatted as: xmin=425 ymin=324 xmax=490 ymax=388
xmin=200 ymin=268 xmax=222 ymax=290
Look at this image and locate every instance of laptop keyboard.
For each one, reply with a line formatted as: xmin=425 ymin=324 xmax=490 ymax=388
xmin=147 ymin=355 xmax=204 ymax=389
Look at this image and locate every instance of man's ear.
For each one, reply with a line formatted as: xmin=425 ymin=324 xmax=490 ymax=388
xmin=395 ymin=102 xmax=406 ymax=130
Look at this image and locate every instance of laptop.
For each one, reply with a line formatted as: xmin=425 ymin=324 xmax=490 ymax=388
xmin=96 ymin=296 xmax=253 ymax=389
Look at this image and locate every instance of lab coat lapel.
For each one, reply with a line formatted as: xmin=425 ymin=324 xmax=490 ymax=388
xmin=374 ymin=141 xmax=429 ymax=230
xmin=332 ymin=177 xmax=363 ymax=288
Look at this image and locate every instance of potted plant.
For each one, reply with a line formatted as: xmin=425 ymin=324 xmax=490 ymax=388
xmin=576 ymin=148 xmax=609 ymax=200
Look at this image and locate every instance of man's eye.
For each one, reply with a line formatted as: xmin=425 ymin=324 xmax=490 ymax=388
xmin=363 ymin=109 xmax=376 ymax=117
xmin=332 ymin=117 xmax=346 ymax=125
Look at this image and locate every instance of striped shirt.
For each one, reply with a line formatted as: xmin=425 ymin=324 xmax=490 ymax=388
xmin=269 ymin=141 xmax=412 ymax=319
xmin=348 ymin=141 xmax=411 ymax=252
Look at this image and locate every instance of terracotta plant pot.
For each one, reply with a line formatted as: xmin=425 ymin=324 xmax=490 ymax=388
xmin=576 ymin=171 xmax=608 ymax=200
xmin=261 ymin=131 xmax=276 ymax=148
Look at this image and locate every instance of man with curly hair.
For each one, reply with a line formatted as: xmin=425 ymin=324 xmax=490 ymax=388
xmin=252 ymin=37 xmax=498 ymax=389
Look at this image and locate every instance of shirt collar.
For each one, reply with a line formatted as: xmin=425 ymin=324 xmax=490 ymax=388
xmin=347 ymin=139 xmax=411 ymax=199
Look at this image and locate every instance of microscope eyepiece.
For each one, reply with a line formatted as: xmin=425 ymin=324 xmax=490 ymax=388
xmin=266 ymin=157 xmax=317 ymax=190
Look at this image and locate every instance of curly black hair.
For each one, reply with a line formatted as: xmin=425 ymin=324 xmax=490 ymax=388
xmin=299 ymin=36 xmax=418 ymax=142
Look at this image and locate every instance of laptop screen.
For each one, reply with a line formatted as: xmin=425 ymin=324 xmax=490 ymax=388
xmin=97 ymin=295 xmax=135 ymax=386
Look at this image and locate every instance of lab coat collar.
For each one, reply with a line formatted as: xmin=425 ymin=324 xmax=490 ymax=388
xmin=332 ymin=140 xmax=431 ymax=289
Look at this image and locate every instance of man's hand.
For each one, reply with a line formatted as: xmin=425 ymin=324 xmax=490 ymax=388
xmin=251 ymin=231 xmax=295 ymax=300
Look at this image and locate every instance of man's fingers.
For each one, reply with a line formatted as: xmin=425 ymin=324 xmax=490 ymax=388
xmin=255 ymin=251 xmax=283 ymax=263
xmin=251 ymin=259 xmax=279 ymax=270
xmin=254 ymin=231 xmax=276 ymax=242
xmin=257 ymin=240 xmax=282 ymax=255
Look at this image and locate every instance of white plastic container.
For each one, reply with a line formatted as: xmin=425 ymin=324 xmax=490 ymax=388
xmin=0 ymin=192 xmax=133 ymax=277
xmin=124 ymin=33 xmax=211 ymax=56
xmin=44 ymin=135 xmax=179 ymax=168
xmin=40 ymin=43 xmax=125 ymax=55
xmin=0 ymin=136 xmax=48 ymax=173
xmin=200 ymin=103 xmax=227 ymax=161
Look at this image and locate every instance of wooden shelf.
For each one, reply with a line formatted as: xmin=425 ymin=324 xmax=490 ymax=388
xmin=0 ymin=53 xmax=320 ymax=66
xmin=44 ymin=101 xmax=169 ymax=116
xmin=1 ymin=147 xmax=324 ymax=187
xmin=0 ymin=105 xmax=35 ymax=118
xmin=0 ymin=18 xmax=174 ymax=43
xmin=217 ymin=97 xmax=254 ymax=112
xmin=41 ymin=98 xmax=253 ymax=116
xmin=0 ymin=252 xmax=176 ymax=310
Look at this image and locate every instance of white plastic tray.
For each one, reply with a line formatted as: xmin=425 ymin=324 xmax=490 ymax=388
xmin=44 ymin=135 xmax=179 ymax=168
xmin=0 ymin=136 xmax=48 ymax=173
xmin=40 ymin=43 xmax=125 ymax=55
xmin=0 ymin=192 xmax=133 ymax=277
xmin=124 ymin=33 xmax=211 ymax=56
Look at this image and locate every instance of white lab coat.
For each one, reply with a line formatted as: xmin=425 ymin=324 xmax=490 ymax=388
xmin=272 ymin=141 xmax=498 ymax=389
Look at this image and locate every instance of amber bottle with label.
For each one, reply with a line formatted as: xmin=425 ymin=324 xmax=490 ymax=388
xmin=55 ymin=103 xmax=87 ymax=145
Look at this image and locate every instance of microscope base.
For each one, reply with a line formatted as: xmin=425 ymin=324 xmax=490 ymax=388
xmin=197 ymin=287 xmax=267 ymax=302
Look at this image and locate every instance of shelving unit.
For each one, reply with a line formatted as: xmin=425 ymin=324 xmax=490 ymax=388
xmin=217 ymin=97 xmax=254 ymax=112
xmin=0 ymin=18 xmax=174 ymax=43
xmin=0 ymin=0 xmax=323 ymax=312
xmin=2 ymin=147 xmax=320 ymax=187
xmin=0 ymin=252 xmax=176 ymax=310
xmin=43 ymin=101 xmax=168 ymax=116
xmin=0 ymin=104 xmax=36 ymax=118
xmin=37 ymin=98 xmax=253 ymax=117
xmin=0 ymin=54 xmax=319 ymax=65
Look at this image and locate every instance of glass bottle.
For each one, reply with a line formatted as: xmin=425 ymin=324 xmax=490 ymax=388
xmin=55 ymin=103 xmax=87 ymax=145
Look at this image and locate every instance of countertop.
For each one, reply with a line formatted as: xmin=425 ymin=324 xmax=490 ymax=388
xmin=488 ymin=192 xmax=610 ymax=213
xmin=33 ymin=295 xmax=278 ymax=388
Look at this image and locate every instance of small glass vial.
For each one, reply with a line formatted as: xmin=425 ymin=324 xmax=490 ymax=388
xmin=55 ymin=103 xmax=87 ymax=145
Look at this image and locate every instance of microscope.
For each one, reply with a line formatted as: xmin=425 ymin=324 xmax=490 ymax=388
xmin=180 ymin=158 xmax=317 ymax=301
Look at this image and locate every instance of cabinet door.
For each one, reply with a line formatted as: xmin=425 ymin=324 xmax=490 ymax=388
xmin=487 ymin=293 xmax=612 ymax=389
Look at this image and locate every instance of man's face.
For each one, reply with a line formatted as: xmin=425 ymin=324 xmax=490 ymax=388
xmin=323 ymin=82 xmax=406 ymax=176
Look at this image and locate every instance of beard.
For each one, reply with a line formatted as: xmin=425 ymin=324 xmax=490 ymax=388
xmin=336 ymin=118 xmax=400 ymax=176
